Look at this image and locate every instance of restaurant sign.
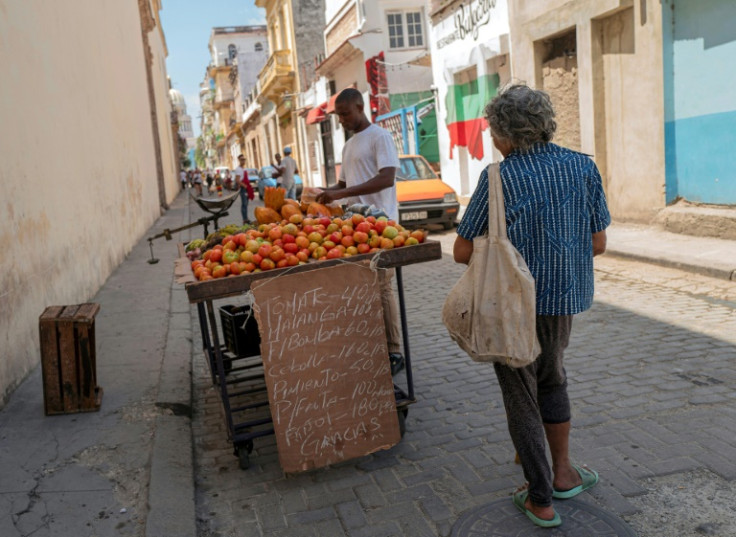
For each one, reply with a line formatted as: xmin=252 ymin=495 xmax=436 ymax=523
xmin=437 ymin=0 xmax=498 ymax=49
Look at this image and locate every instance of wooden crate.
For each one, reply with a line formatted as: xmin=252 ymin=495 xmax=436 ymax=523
xmin=39 ymin=303 xmax=103 ymax=415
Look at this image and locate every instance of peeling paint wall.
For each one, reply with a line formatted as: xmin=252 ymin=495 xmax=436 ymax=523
xmin=509 ymin=0 xmax=666 ymax=222
xmin=0 ymin=1 xmax=168 ymax=403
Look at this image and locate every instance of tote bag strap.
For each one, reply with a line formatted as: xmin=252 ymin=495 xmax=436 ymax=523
xmin=486 ymin=163 xmax=507 ymax=239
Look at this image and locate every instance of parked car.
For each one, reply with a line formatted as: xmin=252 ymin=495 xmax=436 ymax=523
xmin=244 ymin=167 xmax=259 ymax=188
xmin=257 ymin=166 xmax=303 ymax=200
xmin=395 ymin=154 xmax=459 ymax=230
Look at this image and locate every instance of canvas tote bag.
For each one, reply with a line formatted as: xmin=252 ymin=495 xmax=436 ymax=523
xmin=441 ymin=163 xmax=540 ymax=368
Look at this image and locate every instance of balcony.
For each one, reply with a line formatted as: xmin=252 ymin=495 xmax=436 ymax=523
xmin=258 ymin=49 xmax=295 ymax=102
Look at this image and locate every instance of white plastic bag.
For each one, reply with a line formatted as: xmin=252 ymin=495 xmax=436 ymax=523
xmin=442 ymin=164 xmax=540 ymax=368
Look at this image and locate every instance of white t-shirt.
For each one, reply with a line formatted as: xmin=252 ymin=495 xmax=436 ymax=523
xmin=233 ymin=166 xmax=244 ymax=186
xmin=180 ymin=171 xmax=187 ymax=183
xmin=339 ymin=124 xmax=400 ymax=220
xmin=279 ymin=155 xmax=297 ymax=190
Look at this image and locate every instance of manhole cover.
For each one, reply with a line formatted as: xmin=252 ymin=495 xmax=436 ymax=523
xmin=451 ymin=498 xmax=637 ymax=536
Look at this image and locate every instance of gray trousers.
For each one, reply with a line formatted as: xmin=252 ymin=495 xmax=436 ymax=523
xmin=493 ymin=315 xmax=573 ymax=507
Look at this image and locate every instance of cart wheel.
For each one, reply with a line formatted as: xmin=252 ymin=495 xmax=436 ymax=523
xmin=238 ymin=449 xmax=250 ymax=470
xmin=236 ymin=441 xmax=254 ymax=470
xmin=397 ymin=408 xmax=408 ymax=437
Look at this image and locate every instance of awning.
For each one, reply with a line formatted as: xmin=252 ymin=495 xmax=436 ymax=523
xmin=325 ymin=94 xmax=339 ymax=114
xmin=306 ymin=102 xmax=327 ymax=124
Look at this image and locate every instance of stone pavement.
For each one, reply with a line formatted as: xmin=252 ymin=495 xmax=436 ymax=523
xmin=1 ymin=189 xmax=735 ymax=537
xmin=190 ymin=201 xmax=736 ymax=536
xmin=0 ymin=191 xmax=198 ymax=537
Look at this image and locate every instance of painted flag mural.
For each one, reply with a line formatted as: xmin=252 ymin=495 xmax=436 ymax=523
xmin=445 ymin=73 xmax=500 ymax=160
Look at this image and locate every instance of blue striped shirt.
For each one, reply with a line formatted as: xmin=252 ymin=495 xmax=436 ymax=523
xmin=457 ymin=143 xmax=611 ymax=315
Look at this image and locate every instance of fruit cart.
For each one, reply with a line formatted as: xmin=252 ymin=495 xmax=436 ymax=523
xmin=178 ymin=241 xmax=442 ymax=469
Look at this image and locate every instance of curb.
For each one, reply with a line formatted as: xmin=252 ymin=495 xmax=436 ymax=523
xmin=604 ymin=249 xmax=736 ymax=282
xmin=145 ymin=192 xmax=197 ymax=537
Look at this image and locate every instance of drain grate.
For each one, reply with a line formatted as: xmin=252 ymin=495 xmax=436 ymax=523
xmin=451 ymin=498 xmax=637 ymax=536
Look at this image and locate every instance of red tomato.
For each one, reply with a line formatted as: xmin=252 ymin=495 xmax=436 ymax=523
xmin=234 ymin=233 xmax=248 ymax=247
xmin=212 ymin=265 xmax=227 ymax=278
xmin=269 ymin=248 xmax=285 ymax=262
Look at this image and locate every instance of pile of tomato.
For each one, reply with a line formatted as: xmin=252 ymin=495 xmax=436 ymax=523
xmin=190 ymin=214 xmax=426 ymax=281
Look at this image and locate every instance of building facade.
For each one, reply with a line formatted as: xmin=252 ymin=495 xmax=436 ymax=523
xmin=428 ymin=0 xmax=510 ymax=198
xmin=249 ymin=0 xmax=327 ymax=180
xmin=170 ymin=87 xmax=196 ymax=167
xmin=205 ymin=26 xmax=268 ymax=169
xmin=662 ymin=0 xmax=736 ymax=205
xmin=311 ymin=0 xmax=435 ymax=185
xmin=0 ymin=0 xmax=179 ymax=402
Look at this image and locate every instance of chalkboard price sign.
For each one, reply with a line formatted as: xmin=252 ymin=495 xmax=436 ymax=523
xmin=251 ymin=262 xmax=401 ymax=472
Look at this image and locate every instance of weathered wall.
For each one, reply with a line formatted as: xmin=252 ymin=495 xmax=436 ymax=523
xmin=663 ymin=0 xmax=736 ymax=205
xmin=148 ymin=20 xmax=180 ymax=205
xmin=0 ymin=0 xmax=168 ymax=404
xmin=429 ymin=0 xmax=510 ymax=198
xmin=509 ymin=0 xmax=666 ymax=222
xmin=596 ymin=4 xmax=664 ymax=220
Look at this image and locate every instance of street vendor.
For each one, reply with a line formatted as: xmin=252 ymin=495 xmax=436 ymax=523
xmin=315 ymin=87 xmax=405 ymax=376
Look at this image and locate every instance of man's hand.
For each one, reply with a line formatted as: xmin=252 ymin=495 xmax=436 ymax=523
xmin=315 ymin=188 xmax=335 ymax=205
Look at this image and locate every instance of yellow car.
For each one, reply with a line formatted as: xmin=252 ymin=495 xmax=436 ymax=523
xmin=396 ymin=155 xmax=459 ymax=230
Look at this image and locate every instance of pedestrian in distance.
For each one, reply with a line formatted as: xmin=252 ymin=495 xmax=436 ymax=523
xmin=193 ymin=168 xmax=203 ymax=197
xmin=315 ymin=87 xmax=405 ymax=377
xmin=453 ymin=84 xmax=611 ymax=528
xmin=234 ymin=154 xmax=255 ymax=224
xmin=271 ymin=147 xmax=299 ymax=200
xmin=206 ymin=170 xmax=214 ymax=192
xmin=180 ymin=169 xmax=187 ymax=191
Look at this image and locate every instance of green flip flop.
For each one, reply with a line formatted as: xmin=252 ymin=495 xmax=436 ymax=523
xmin=512 ymin=490 xmax=562 ymax=528
xmin=552 ymin=464 xmax=599 ymax=499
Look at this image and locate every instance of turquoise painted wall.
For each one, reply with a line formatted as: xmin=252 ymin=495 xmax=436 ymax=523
xmin=663 ymin=0 xmax=736 ymax=204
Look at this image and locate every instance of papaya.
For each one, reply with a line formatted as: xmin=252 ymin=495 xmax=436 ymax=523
xmin=254 ymin=206 xmax=282 ymax=225
xmin=280 ymin=203 xmax=302 ymax=220
xmin=264 ymin=186 xmax=286 ymax=211
xmin=307 ymin=202 xmax=332 ymax=218
xmin=328 ymin=204 xmax=344 ymax=216
xmin=283 ymin=199 xmax=300 ymax=208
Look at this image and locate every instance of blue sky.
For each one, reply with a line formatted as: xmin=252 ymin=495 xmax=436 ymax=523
xmin=160 ymin=0 xmax=266 ymax=137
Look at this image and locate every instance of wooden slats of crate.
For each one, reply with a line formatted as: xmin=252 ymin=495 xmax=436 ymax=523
xmin=39 ymin=303 xmax=102 ymax=415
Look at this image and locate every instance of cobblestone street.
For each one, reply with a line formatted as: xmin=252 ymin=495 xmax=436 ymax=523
xmin=191 ymin=232 xmax=736 ymax=537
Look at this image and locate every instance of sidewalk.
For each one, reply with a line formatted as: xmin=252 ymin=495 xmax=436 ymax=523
xmin=455 ymin=204 xmax=736 ymax=282
xmin=604 ymin=223 xmax=736 ymax=281
xmin=1 ymin=191 xmax=734 ymax=537
xmin=0 ymin=191 xmax=198 ymax=537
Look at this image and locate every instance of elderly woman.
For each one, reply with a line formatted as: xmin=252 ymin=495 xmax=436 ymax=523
xmin=453 ymin=84 xmax=611 ymax=528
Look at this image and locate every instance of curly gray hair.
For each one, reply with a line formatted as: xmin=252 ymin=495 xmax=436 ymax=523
xmin=484 ymin=84 xmax=557 ymax=151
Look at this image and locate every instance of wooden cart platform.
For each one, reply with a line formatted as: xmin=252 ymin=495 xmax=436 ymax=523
xmin=178 ymin=241 xmax=443 ymax=469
